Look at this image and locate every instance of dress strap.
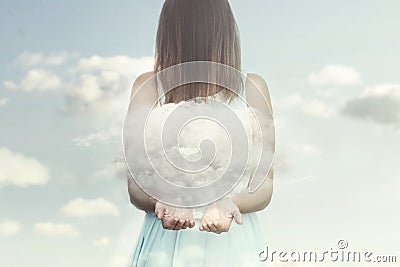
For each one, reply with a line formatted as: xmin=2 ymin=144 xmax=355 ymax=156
xmin=240 ymin=69 xmax=248 ymax=100
xmin=155 ymin=71 xmax=165 ymax=106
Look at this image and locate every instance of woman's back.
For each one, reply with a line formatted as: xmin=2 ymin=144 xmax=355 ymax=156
xmin=126 ymin=1 xmax=274 ymax=266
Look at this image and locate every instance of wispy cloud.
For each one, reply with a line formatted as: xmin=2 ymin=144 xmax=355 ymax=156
xmin=34 ymin=222 xmax=79 ymax=238
xmin=4 ymin=69 xmax=61 ymax=92
xmin=77 ymin=55 xmax=153 ymax=76
xmin=94 ymin=155 xmax=127 ymax=180
xmin=308 ymin=64 xmax=362 ymax=86
xmin=64 ymin=55 xmax=153 ymax=117
xmin=280 ymin=94 xmax=336 ymax=119
xmin=93 ymin=236 xmax=111 ymax=247
xmin=0 ymin=147 xmax=50 ymax=188
xmin=73 ymin=130 xmax=116 ymax=147
xmin=60 ymin=198 xmax=120 ymax=218
xmin=342 ymin=84 xmax=400 ymax=127
xmin=0 ymin=98 xmax=8 ymax=106
xmin=2 ymin=53 xmax=154 ymax=149
xmin=0 ymin=220 xmax=21 ymax=236
xmin=17 ymin=52 xmax=70 ymax=67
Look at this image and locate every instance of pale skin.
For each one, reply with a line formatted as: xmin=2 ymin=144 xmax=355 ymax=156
xmin=127 ymin=71 xmax=274 ymax=234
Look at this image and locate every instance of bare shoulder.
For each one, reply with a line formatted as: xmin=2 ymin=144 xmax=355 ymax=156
xmin=247 ymin=73 xmax=270 ymax=98
xmin=246 ymin=73 xmax=273 ymax=112
xmin=130 ymin=71 xmax=155 ymax=99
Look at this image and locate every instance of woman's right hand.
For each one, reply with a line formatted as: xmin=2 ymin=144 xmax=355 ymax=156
xmin=154 ymin=201 xmax=195 ymax=230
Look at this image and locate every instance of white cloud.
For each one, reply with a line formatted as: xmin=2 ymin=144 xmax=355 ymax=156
xmin=78 ymin=55 xmax=153 ymax=76
xmin=0 ymin=147 xmax=50 ymax=188
xmin=4 ymin=52 xmax=68 ymax=92
xmin=3 ymin=81 xmax=17 ymax=90
xmin=280 ymin=94 xmax=302 ymax=109
xmin=94 ymin=155 xmax=127 ymax=180
xmin=60 ymin=197 xmax=120 ymax=218
xmin=280 ymin=94 xmax=336 ymax=119
xmin=300 ymin=99 xmax=336 ymax=119
xmin=124 ymin=102 xmax=275 ymax=202
xmin=308 ymin=64 xmax=362 ymax=86
xmin=342 ymin=83 xmax=400 ymax=127
xmin=17 ymin=52 xmax=69 ymax=67
xmin=0 ymin=98 xmax=8 ymax=106
xmin=64 ymin=70 xmax=130 ymax=117
xmin=34 ymin=222 xmax=79 ymax=238
xmin=362 ymin=83 xmax=400 ymax=97
xmin=4 ymin=69 xmax=61 ymax=92
xmin=73 ymin=130 xmax=114 ymax=147
xmin=65 ymin=56 xmax=153 ymax=117
xmin=3 ymin=53 xmax=154 ymax=148
xmin=93 ymin=236 xmax=111 ymax=247
xmin=0 ymin=220 xmax=21 ymax=236
xmin=19 ymin=69 xmax=61 ymax=91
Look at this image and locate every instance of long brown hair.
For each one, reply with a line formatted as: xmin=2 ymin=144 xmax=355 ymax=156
xmin=154 ymin=0 xmax=242 ymax=104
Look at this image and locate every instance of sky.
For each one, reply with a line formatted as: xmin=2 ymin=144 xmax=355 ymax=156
xmin=0 ymin=0 xmax=399 ymax=266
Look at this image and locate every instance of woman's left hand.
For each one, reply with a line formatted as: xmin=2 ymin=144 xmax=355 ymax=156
xmin=199 ymin=198 xmax=243 ymax=234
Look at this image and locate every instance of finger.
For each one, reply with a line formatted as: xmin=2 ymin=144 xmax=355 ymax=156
xmin=170 ymin=217 xmax=180 ymax=230
xmin=181 ymin=220 xmax=188 ymax=229
xmin=156 ymin=209 xmax=165 ymax=220
xmin=189 ymin=220 xmax=195 ymax=228
xmin=200 ymin=221 xmax=210 ymax=232
xmin=161 ymin=219 xmax=168 ymax=229
xmin=233 ymin=209 xmax=243 ymax=225
xmin=174 ymin=219 xmax=186 ymax=230
xmin=199 ymin=219 xmax=204 ymax=231
xmin=164 ymin=217 xmax=178 ymax=230
xmin=155 ymin=206 xmax=165 ymax=220
xmin=199 ymin=221 xmax=204 ymax=231
xmin=182 ymin=219 xmax=191 ymax=229
xmin=209 ymin=221 xmax=218 ymax=233
xmin=213 ymin=221 xmax=222 ymax=232
xmin=206 ymin=221 xmax=214 ymax=232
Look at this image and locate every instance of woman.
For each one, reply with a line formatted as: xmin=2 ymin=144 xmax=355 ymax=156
xmin=126 ymin=0 xmax=274 ymax=266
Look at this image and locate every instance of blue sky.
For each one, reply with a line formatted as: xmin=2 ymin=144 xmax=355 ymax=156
xmin=1 ymin=1 xmax=399 ymax=266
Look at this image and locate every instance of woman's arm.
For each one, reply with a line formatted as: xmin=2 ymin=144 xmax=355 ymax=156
xmin=231 ymin=168 xmax=274 ymax=213
xmin=126 ymin=71 xmax=158 ymax=213
xmin=231 ymin=73 xmax=275 ymax=213
xmin=127 ymin=174 xmax=157 ymax=213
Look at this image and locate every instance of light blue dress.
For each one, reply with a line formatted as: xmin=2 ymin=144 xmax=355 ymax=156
xmin=129 ymin=212 xmax=264 ymax=267
xmin=129 ymin=71 xmax=266 ymax=267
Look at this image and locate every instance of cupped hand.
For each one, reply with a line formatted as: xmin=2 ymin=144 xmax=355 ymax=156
xmin=154 ymin=201 xmax=195 ymax=230
xmin=199 ymin=198 xmax=243 ymax=234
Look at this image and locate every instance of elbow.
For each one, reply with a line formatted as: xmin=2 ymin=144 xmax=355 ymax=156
xmin=258 ymin=188 xmax=273 ymax=211
xmin=129 ymin=193 xmax=147 ymax=211
xmin=129 ymin=195 xmax=139 ymax=207
xmin=256 ymin=180 xmax=274 ymax=212
xmin=128 ymin=190 xmax=155 ymax=213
